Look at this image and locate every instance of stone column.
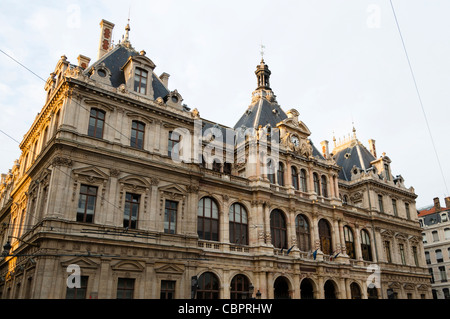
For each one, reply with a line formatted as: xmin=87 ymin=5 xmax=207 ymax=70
xmin=355 ymin=225 xmax=363 ymax=262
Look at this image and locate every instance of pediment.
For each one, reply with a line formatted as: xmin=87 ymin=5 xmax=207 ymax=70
xmin=278 ymin=118 xmax=311 ymax=137
xmin=154 ymin=264 xmax=185 ymax=275
xmin=61 ymin=257 xmax=99 ymax=269
xmin=404 ymin=283 xmax=415 ymax=290
xmin=159 ymin=183 xmax=186 ymax=195
xmin=111 ymin=260 xmax=145 ymax=272
xmin=119 ymin=175 xmax=151 ymax=188
xmin=388 ymin=282 xmax=401 ymax=289
xmin=122 ymin=55 xmax=156 ymax=71
xmin=73 ymin=166 xmax=109 ymax=180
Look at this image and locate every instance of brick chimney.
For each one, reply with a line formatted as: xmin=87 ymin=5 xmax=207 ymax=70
xmin=98 ymin=19 xmax=115 ymax=60
xmin=368 ymin=139 xmax=377 ymax=158
xmin=445 ymin=196 xmax=450 ymax=209
xmin=77 ymin=54 xmax=91 ymax=69
xmin=320 ymin=140 xmax=330 ymax=159
xmin=433 ymin=197 xmax=441 ymax=211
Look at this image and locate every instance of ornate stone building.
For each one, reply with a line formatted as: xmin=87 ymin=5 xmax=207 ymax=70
xmin=0 ymin=19 xmax=431 ymax=299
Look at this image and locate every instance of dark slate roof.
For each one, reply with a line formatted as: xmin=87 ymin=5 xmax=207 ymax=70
xmin=85 ymin=45 xmax=169 ymax=100
xmin=333 ymin=142 xmax=376 ymax=181
xmin=309 ymin=140 xmax=325 ymax=160
xmin=233 ymin=98 xmax=287 ymax=130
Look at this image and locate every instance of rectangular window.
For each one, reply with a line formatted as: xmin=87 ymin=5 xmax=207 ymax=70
xmin=405 ymin=203 xmax=411 ymax=220
xmin=392 ymin=199 xmax=398 ymax=216
xmin=124 ymin=193 xmax=140 ymax=229
xmin=88 ymin=108 xmax=105 ymax=139
xmin=384 ymin=163 xmax=390 ymax=181
xmin=117 ymin=278 xmax=135 ymax=299
xmin=399 ymin=244 xmax=406 ymax=265
xmin=436 ymin=250 xmax=443 ymax=263
xmin=378 ymin=195 xmax=384 ymax=213
xmin=77 ymin=185 xmax=98 ymax=223
xmin=168 ymin=131 xmax=180 ymax=158
xmin=432 ymin=231 xmax=439 ymax=242
xmin=66 ymin=276 xmax=88 ymax=299
xmin=160 ymin=280 xmax=176 ymax=299
xmin=439 ymin=266 xmax=447 ymax=282
xmin=134 ymin=68 xmax=148 ymax=94
xmin=413 ymin=246 xmax=419 ymax=267
xmin=130 ymin=120 xmax=145 ymax=149
xmin=164 ymin=200 xmax=178 ymax=234
xmin=384 ymin=241 xmax=392 ymax=263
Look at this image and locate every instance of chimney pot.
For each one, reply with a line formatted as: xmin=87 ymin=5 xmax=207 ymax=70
xmin=160 ymin=72 xmax=170 ymax=88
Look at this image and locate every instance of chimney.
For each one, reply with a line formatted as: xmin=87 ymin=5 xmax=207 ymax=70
xmin=77 ymin=54 xmax=91 ymax=69
xmin=98 ymin=19 xmax=115 ymax=59
xmin=434 ymin=197 xmax=441 ymax=211
xmin=320 ymin=140 xmax=330 ymax=159
xmin=368 ymin=139 xmax=377 ymax=158
xmin=160 ymin=72 xmax=170 ymax=88
xmin=445 ymin=196 xmax=450 ymax=209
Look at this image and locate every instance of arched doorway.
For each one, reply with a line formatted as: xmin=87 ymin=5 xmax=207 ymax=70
xmin=274 ymin=276 xmax=290 ymax=299
xmin=350 ymin=282 xmax=362 ymax=299
xmin=300 ymin=278 xmax=315 ymax=299
xmin=230 ymin=274 xmax=251 ymax=299
xmin=324 ymin=280 xmax=337 ymax=299
xmin=197 ymin=272 xmax=220 ymax=299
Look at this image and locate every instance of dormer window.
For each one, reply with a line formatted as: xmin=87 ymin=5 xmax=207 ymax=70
xmin=384 ymin=163 xmax=390 ymax=181
xmin=134 ymin=68 xmax=148 ymax=94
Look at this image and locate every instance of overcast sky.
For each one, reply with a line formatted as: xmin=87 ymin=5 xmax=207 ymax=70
xmin=0 ymin=0 xmax=449 ymax=209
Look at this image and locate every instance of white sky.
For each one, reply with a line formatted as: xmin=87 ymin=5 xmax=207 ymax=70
xmin=0 ymin=0 xmax=449 ymax=209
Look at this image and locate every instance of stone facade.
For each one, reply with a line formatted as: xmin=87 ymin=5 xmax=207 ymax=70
xmin=0 ymin=19 xmax=431 ymax=299
xmin=419 ymin=197 xmax=450 ymax=299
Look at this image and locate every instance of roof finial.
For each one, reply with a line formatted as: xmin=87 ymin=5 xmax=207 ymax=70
xmin=260 ymin=43 xmax=265 ymax=62
xmin=352 ymin=121 xmax=357 ymax=139
xmin=123 ymin=6 xmax=131 ymax=45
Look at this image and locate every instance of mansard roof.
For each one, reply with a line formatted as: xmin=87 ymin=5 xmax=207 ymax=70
xmin=84 ymin=44 xmax=170 ymax=100
xmin=333 ymin=140 xmax=376 ymax=181
xmin=233 ymin=97 xmax=287 ymax=130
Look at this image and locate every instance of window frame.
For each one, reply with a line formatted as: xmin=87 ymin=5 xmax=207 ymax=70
xmin=76 ymin=184 xmax=98 ymax=223
xmin=295 ymin=214 xmax=310 ymax=252
xmin=164 ymin=199 xmax=178 ymax=234
xmin=134 ymin=67 xmax=148 ymax=94
xmin=88 ymin=108 xmax=105 ymax=139
xmin=197 ymin=197 xmax=220 ymax=241
xmin=270 ymin=209 xmax=287 ymax=249
xmin=123 ymin=192 xmax=140 ymax=229
xmin=130 ymin=120 xmax=145 ymax=149
xmin=229 ymin=203 xmax=248 ymax=245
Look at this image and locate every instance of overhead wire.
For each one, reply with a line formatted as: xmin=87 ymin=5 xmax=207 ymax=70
xmin=389 ymin=0 xmax=449 ymax=196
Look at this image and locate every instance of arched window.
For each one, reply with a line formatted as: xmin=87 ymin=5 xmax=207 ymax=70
xmin=270 ymin=209 xmax=287 ymax=249
xmin=300 ymin=169 xmax=308 ymax=192
xmin=197 ymin=272 xmax=219 ymax=299
xmin=277 ymin=162 xmax=285 ymax=186
xmin=229 ymin=203 xmax=248 ymax=245
xmin=130 ymin=120 xmax=145 ymax=149
xmin=230 ymin=274 xmax=250 ymax=299
xmin=361 ymin=229 xmax=373 ymax=261
xmin=321 ymin=175 xmax=328 ymax=197
xmin=197 ymin=197 xmax=219 ymax=241
xmin=313 ymin=173 xmax=320 ymax=195
xmin=350 ymin=283 xmax=362 ymax=299
xmin=344 ymin=226 xmax=355 ymax=259
xmin=318 ymin=219 xmax=332 ymax=255
xmin=291 ymin=166 xmax=299 ymax=190
xmin=88 ymin=108 xmax=105 ymax=138
xmin=295 ymin=214 xmax=310 ymax=252
xmin=267 ymin=158 xmax=275 ymax=184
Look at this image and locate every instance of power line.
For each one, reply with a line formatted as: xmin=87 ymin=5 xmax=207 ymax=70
xmin=389 ymin=0 xmax=449 ymax=196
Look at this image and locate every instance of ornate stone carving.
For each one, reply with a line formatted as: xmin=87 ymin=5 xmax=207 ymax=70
xmin=52 ymin=156 xmax=73 ymax=167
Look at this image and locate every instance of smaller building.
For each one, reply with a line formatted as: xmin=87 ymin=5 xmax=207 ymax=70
xmin=419 ymin=197 xmax=450 ymax=299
